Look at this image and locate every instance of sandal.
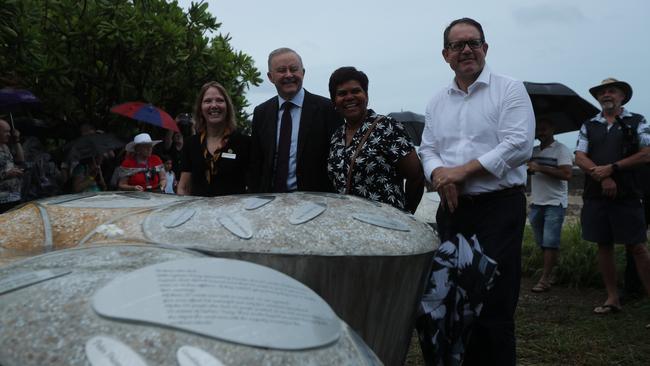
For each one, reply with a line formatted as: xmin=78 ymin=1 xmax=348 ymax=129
xmin=593 ymin=304 xmax=622 ymax=315
xmin=531 ymin=281 xmax=551 ymax=293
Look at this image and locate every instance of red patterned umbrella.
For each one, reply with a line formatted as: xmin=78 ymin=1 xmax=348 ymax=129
xmin=110 ymin=102 xmax=179 ymax=132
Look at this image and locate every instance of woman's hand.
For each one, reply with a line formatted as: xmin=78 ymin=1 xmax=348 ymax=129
xmin=5 ymin=167 xmax=24 ymax=178
xmin=177 ymin=172 xmax=192 ymax=196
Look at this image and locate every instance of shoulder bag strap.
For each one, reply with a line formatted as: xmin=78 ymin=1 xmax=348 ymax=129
xmin=345 ymin=116 xmax=385 ymax=194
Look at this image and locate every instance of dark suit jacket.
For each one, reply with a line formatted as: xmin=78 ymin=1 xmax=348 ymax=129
xmin=248 ymin=90 xmax=343 ymax=193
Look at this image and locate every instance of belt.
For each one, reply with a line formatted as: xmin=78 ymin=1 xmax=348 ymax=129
xmin=459 ymin=185 xmax=525 ymax=203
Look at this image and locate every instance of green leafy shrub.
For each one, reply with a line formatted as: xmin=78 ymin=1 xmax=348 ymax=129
xmin=522 ymin=222 xmax=632 ymax=288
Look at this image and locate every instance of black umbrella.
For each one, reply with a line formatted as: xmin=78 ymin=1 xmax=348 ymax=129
xmin=64 ymin=133 xmax=125 ymax=162
xmin=524 ymin=82 xmax=599 ymax=134
xmin=388 ymin=111 xmax=425 ymax=145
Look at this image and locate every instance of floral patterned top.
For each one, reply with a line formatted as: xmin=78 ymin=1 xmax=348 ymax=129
xmin=0 ymin=145 xmax=22 ymax=204
xmin=327 ymin=110 xmax=415 ymax=210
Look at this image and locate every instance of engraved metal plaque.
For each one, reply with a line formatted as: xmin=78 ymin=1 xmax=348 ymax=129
xmin=92 ymin=258 xmax=341 ymax=350
xmin=177 ymin=346 xmax=224 ymax=366
xmin=289 ymin=202 xmax=326 ymax=225
xmin=353 ymin=213 xmax=410 ymax=232
xmin=0 ymin=269 xmax=71 ymax=296
xmin=85 ymin=336 xmax=148 ymax=366
xmin=163 ymin=208 xmax=196 ymax=228
xmin=218 ymin=215 xmax=253 ymax=239
xmin=243 ymin=195 xmax=275 ymax=210
xmin=118 ymin=191 xmax=152 ymax=200
xmin=47 ymin=192 xmax=96 ymax=205
xmin=303 ymin=192 xmax=349 ymax=200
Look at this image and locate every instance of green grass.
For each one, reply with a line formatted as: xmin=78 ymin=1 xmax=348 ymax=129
xmin=407 ymin=277 xmax=650 ymax=366
xmin=516 ymin=277 xmax=650 ymax=366
xmin=405 ymin=222 xmax=650 ymax=365
xmin=522 ymin=222 xmax=637 ymax=288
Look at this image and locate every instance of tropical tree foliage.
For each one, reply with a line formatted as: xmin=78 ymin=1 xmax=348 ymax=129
xmin=0 ymin=0 xmax=261 ymax=134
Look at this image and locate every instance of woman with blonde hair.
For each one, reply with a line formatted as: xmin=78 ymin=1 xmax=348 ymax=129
xmin=177 ymin=81 xmax=250 ymax=196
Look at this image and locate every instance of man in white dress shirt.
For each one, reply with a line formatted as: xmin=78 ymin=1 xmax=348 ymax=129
xmin=419 ymin=17 xmax=535 ymax=365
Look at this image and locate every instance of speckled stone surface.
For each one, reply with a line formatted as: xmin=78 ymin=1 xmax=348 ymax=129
xmin=142 ymin=192 xmax=437 ymax=256
xmin=0 ymin=193 xmax=193 ymax=264
xmin=0 ymin=203 xmax=44 ymax=254
xmin=39 ymin=192 xmax=193 ymax=209
xmin=0 ymin=245 xmax=381 ymax=365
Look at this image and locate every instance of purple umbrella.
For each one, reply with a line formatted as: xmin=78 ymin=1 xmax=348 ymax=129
xmin=0 ymin=88 xmax=40 ymax=109
xmin=0 ymin=88 xmax=41 ymax=129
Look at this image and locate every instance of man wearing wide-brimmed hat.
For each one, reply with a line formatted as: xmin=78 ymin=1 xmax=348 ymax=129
xmin=575 ymin=78 xmax=650 ymax=318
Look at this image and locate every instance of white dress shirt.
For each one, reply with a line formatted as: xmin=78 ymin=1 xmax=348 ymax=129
xmin=419 ymin=66 xmax=535 ymax=195
xmin=276 ymin=87 xmax=305 ymax=191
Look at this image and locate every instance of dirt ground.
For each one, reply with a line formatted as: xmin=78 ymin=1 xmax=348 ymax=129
xmin=404 ymin=276 xmax=650 ymax=366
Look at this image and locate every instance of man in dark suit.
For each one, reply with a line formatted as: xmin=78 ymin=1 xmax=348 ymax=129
xmin=248 ymin=47 xmax=342 ymax=193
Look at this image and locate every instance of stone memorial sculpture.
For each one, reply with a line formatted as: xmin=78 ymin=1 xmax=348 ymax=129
xmin=0 ymin=191 xmax=438 ymax=365
xmin=0 ymin=245 xmax=381 ymax=365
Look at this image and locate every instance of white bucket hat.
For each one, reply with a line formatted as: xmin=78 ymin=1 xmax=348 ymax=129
xmin=125 ymin=133 xmax=162 ymax=153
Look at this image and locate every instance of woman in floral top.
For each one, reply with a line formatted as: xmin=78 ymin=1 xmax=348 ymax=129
xmin=327 ymin=67 xmax=424 ymax=212
xmin=0 ymin=119 xmax=24 ymax=213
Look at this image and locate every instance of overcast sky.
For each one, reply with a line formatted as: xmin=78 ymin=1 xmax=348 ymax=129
xmin=178 ymin=0 xmax=649 ymax=148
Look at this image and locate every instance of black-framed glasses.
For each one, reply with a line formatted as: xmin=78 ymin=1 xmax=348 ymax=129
xmin=446 ymin=39 xmax=484 ymax=52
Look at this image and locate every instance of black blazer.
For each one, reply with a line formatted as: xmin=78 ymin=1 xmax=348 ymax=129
xmin=248 ymin=90 xmax=343 ymax=193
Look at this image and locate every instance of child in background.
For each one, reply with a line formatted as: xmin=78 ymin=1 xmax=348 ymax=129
xmin=162 ymin=155 xmax=176 ymax=194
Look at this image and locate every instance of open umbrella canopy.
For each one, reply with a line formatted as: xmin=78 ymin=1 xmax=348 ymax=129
xmin=388 ymin=111 xmax=425 ymax=145
xmin=63 ymin=133 xmax=125 ymax=162
xmin=110 ymin=102 xmax=179 ymax=132
xmin=524 ymin=82 xmax=599 ymax=135
xmin=0 ymin=88 xmax=40 ymax=111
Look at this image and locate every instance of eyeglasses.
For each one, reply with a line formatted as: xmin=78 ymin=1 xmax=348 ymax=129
xmin=446 ymin=39 xmax=484 ymax=52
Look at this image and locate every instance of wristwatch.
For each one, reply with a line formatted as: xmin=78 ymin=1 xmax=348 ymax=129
xmin=611 ymin=163 xmax=620 ymax=171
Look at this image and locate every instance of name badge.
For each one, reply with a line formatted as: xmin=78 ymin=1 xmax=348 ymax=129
xmin=222 ymin=152 xmax=236 ymax=159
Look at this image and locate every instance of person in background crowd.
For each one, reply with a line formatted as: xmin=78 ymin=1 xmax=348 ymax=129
xmin=418 ymin=18 xmax=535 ymax=365
xmin=327 ymin=66 xmax=423 ymax=212
xmin=0 ymin=118 xmax=24 ymax=213
xmin=161 ymin=154 xmax=176 ymax=194
xmin=72 ymin=155 xmax=106 ymax=193
xmin=161 ymin=118 xmax=187 ymax=180
xmin=575 ymin=78 xmax=650 ymax=318
xmin=248 ymin=47 xmax=342 ymax=193
xmin=527 ymin=117 xmax=573 ymax=293
xmin=61 ymin=123 xmax=98 ymax=188
xmin=117 ymin=133 xmax=166 ymax=192
xmin=177 ymin=81 xmax=249 ymax=196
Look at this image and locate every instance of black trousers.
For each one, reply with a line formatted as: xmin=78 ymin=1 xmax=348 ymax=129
xmin=435 ymin=187 xmax=526 ymax=366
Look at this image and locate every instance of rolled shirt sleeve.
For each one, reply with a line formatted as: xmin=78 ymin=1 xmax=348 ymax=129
xmin=637 ymin=115 xmax=650 ymax=148
xmin=575 ymin=123 xmax=589 ymax=153
xmin=476 ymin=81 xmax=535 ymax=179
